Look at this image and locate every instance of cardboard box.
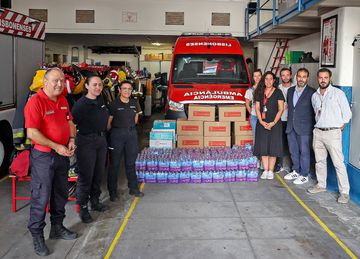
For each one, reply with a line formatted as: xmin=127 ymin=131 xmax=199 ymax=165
xmin=163 ymin=53 xmax=172 ymax=61
xmin=233 ymin=121 xmax=253 ymax=136
xmin=218 ymin=105 xmax=246 ymax=122
xmin=149 ymin=130 xmax=175 ymax=148
xmin=149 ymin=139 xmax=174 ymax=149
xmin=204 ymin=121 xmax=230 ymax=137
xmin=233 ymin=135 xmax=254 ymax=146
xmin=204 ymin=136 xmax=231 ymax=147
xmin=177 ymin=120 xmax=203 ymax=136
xmin=177 ymin=135 xmax=204 ymax=148
xmin=153 ymin=120 xmax=176 ymax=131
xmin=188 ymin=104 xmax=215 ymax=121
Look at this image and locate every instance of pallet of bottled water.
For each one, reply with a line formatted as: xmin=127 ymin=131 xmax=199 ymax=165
xmin=136 ymin=145 xmax=259 ymax=184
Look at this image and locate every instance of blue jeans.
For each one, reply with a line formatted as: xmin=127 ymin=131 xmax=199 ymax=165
xmin=287 ymin=130 xmax=311 ymax=177
xmin=250 ymin=115 xmax=257 ymax=142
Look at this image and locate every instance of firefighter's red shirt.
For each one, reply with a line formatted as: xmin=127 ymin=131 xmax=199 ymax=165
xmin=24 ymin=89 xmax=73 ymax=152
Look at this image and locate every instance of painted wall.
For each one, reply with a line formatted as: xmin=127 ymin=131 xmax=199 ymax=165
xmin=254 ymin=41 xmax=275 ymax=72
xmin=321 ymin=7 xmax=360 ymax=86
xmin=12 ymin=0 xmax=247 ymax=36
xmin=289 ymin=32 xmax=321 ymax=61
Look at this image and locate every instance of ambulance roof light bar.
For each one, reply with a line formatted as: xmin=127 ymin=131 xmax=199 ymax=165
xmin=181 ymin=32 xmax=232 ymax=37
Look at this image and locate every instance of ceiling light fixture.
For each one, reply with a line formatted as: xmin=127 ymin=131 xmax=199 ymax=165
xmin=151 ymin=42 xmax=161 ymax=46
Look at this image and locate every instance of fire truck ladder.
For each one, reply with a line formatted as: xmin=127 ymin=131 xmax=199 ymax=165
xmin=265 ymin=39 xmax=289 ymax=76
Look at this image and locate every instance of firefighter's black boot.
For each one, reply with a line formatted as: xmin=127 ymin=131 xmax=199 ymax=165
xmin=79 ymin=205 xmax=93 ymax=223
xmin=90 ymin=198 xmax=108 ymax=212
xmin=32 ymin=234 xmax=49 ymax=257
xmin=129 ymin=188 xmax=144 ymax=197
xmin=49 ymin=224 xmax=77 ymax=240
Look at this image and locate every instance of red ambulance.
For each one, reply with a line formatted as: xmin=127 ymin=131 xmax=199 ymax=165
xmin=165 ymin=33 xmax=251 ymax=119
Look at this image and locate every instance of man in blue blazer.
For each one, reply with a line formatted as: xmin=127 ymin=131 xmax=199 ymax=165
xmin=284 ymin=68 xmax=316 ymax=184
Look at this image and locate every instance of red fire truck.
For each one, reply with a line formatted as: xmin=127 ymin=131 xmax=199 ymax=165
xmin=0 ymin=8 xmax=45 ymax=176
xmin=165 ymin=33 xmax=251 ymax=119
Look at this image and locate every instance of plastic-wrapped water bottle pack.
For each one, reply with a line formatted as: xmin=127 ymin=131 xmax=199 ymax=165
xmin=136 ymin=145 xmax=259 ymax=184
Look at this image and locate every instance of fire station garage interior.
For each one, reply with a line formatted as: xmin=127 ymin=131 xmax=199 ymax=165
xmin=1 ymin=0 xmax=360 ymax=258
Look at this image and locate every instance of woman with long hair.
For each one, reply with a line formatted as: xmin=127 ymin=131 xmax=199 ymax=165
xmin=245 ymin=69 xmax=262 ymax=139
xmin=253 ymin=71 xmax=285 ymax=180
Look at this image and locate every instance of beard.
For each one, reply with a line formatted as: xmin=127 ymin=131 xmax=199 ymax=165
xmin=297 ymin=81 xmax=306 ymax=88
xmin=319 ymin=81 xmax=330 ymax=89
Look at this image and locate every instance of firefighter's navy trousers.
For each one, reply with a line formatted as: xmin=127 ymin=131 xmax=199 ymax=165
xmin=75 ymin=133 xmax=107 ymax=206
xmin=28 ymin=149 xmax=69 ymax=235
xmin=107 ymin=127 xmax=138 ymax=193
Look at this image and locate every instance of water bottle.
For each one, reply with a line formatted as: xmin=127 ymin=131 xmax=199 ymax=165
xmin=156 ymin=171 xmax=168 ymax=183
xmin=201 ymin=171 xmax=213 ymax=183
xmin=168 ymin=172 xmax=179 ymax=184
xmin=137 ymin=171 xmax=144 ymax=183
xmin=213 ymin=171 xmax=224 ymax=183
xmin=190 ymin=171 xmax=202 ymax=184
xmin=179 ymin=171 xmax=190 ymax=183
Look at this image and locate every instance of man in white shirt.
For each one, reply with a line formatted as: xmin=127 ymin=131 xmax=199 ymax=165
xmin=308 ymin=68 xmax=352 ymax=204
xmin=275 ymin=68 xmax=293 ymax=173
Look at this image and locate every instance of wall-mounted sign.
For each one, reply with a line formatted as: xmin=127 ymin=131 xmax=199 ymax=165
xmin=29 ymin=9 xmax=47 ymax=22
xmin=211 ymin=12 xmax=230 ymax=26
xmin=76 ymin=10 xmax=95 ymax=23
xmin=165 ymin=12 xmax=184 ymax=25
xmin=122 ymin=11 xmax=137 ymax=23
xmin=321 ymin=15 xmax=337 ymax=67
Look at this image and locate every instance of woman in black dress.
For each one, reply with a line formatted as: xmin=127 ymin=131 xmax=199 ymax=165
xmin=253 ymin=71 xmax=284 ymax=180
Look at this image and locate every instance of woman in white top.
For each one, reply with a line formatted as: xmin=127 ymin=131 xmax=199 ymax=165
xmin=245 ymin=69 xmax=262 ymax=140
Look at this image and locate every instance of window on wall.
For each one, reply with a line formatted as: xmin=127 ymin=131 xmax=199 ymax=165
xmin=165 ymin=12 xmax=184 ymax=25
xmin=211 ymin=12 xmax=230 ymax=26
xmin=29 ymin=9 xmax=48 ymax=22
xmin=76 ymin=10 xmax=95 ymax=23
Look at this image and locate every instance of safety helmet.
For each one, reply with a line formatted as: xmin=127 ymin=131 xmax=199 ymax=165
xmin=109 ymin=70 xmax=119 ymax=81
xmin=118 ymin=70 xmax=127 ymax=82
xmin=29 ymin=69 xmax=46 ymax=92
xmin=103 ymin=76 xmax=113 ymax=88
xmin=79 ymin=62 xmax=88 ymax=68
xmin=71 ymin=65 xmax=86 ymax=95
xmin=72 ymin=76 xmax=86 ymax=95
xmin=61 ymin=74 xmax=76 ymax=96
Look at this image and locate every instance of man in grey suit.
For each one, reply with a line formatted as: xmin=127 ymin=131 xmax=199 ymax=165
xmin=284 ymin=68 xmax=316 ymax=184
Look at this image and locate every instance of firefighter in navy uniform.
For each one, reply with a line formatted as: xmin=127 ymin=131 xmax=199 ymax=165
xmin=24 ymin=68 xmax=77 ymax=257
xmin=107 ymin=80 xmax=144 ymax=201
xmin=71 ymin=75 xmax=109 ymax=223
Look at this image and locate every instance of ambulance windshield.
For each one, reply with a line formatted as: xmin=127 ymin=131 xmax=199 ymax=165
xmin=172 ymin=54 xmax=250 ymax=84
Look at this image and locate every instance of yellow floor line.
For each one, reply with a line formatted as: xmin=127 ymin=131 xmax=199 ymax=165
xmin=0 ymin=175 xmax=9 ymax=182
xmin=276 ymin=174 xmax=357 ymax=259
xmin=104 ymin=183 xmax=145 ymax=259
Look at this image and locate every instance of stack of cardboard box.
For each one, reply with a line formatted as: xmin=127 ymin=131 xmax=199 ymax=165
xmin=177 ymin=104 xmax=215 ymax=148
xmin=149 ymin=120 xmax=176 ymax=148
xmin=175 ymin=104 xmax=252 ymax=148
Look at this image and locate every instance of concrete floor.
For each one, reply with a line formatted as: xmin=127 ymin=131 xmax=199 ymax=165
xmin=1 ymin=112 xmax=360 ymax=258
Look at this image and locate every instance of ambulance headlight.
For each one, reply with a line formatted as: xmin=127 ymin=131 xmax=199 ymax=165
xmin=168 ymin=100 xmax=184 ymax=112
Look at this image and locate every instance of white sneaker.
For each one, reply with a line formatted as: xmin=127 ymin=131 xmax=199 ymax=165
xmin=260 ymin=171 xmax=268 ymax=179
xmin=293 ymin=176 xmax=309 ymax=185
xmin=267 ymin=171 xmax=274 ymax=180
xmin=284 ymin=170 xmax=300 ymax=180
